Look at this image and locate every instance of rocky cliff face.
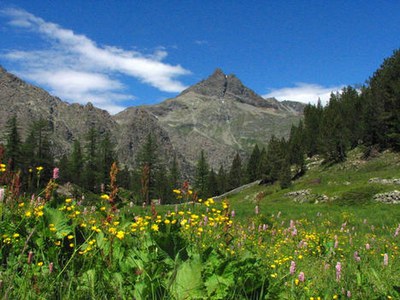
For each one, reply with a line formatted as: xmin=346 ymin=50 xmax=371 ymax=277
xmin=0 ymin=66 xmax=117 ymax=156
xmin=0 ymin=66 xmax=304 ymax=175
xmin=143 ymin=69 xmax=304 ymax=169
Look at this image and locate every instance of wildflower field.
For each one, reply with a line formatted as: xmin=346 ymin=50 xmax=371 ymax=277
xmin=1 ymin=163 xmax=400 ymax=299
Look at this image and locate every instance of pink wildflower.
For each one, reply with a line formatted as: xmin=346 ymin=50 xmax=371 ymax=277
xmin=347 ymin=290 xmax=352 ymax=298
xmin=291 ymin=227 xmax=298 ymax=236
xmin=353 ymin=251 xmax=361 ymax=262
xmin=335 ymin=262 xmax=342 ymax=281
xmin=394 ymin=224 xmax=400 ymax=237
xmin=231 ymin=210 xmax=235 ymax=218
xmin=383 ymin=253 xmax=389 ymax=266
xmin=298 ymin=271 xmax=305 ymax=282
xmin=365 ymin=243 xmax=370 ymax=250
xmin=255 ymin=205 xmax=259 ymax=215
xmin=290 ymin=261 xmax=296 ymax=275
xmin=334 ymin=239 xmax=339 ymax=249
xmin=289 ymin=219 xmax=295 ymax=228
xmin=52 ymin=167 xmax=59 ymax=180
xmin=0 ymin=188 xmax=4 ymax=202
xmin=49 ymin=262 xmax=54 ymax=273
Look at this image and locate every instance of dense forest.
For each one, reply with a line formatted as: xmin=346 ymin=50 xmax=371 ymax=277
xmin=1 ymin=49 xmax=400 ymax=204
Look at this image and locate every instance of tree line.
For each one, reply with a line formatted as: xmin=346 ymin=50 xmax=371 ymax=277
xmin=192 ymin=49 xmax=400 ymax=197
xmin=2 ymin=49 xmax=400 ymax=202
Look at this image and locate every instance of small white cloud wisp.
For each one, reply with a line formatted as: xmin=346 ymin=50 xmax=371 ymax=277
xmin=1 ymin=7 xmax=190 ymax=114
xmin=263 ymin=83 xmax=345 ymax=106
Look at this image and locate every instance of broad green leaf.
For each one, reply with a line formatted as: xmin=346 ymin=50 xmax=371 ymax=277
xmin=170 ymin=255 xmax=205 ymax=299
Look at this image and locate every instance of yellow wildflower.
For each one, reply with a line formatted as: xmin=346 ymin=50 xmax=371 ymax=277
xmin=116 ymin=231 xmax=125 ymax=240
xmin=37 ymin=262 xmax=43 ymax=267
xmin=151 ymin=224 xmax=159 ymax=232
xmin=101 ymin=194 xmax=110 ymax=200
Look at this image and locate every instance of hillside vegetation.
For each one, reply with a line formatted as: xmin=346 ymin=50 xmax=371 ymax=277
xmin=225 ymin=147 xmax=400 ymax=218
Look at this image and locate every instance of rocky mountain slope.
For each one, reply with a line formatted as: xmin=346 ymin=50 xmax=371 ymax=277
xmin=0 ymin=65 xmax=304 ymax=175
xmin=142 ymin=69 xmax=304 ymax=168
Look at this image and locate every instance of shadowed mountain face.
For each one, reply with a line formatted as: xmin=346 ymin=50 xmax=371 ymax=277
xmin=0 ymin=66 xmax=304 ymax=175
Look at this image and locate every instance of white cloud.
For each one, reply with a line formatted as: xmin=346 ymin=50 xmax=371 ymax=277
xmin=194 ymin=40 xmax=208 ymax=45
xmin=263 ymin=83 xmax=345 ymax=105
xmin=0 ymin=7 xmax=190 ymax=113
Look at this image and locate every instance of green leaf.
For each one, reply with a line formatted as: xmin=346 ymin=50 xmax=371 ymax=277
xmin=170 ymin=255 xmax=205 ymax=299
xmin=44 ymin=206 xmax=72 ymax=239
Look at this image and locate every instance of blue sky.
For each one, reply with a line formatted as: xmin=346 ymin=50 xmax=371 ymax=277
xmin=0 ymin=1 xmax=399 ymax=114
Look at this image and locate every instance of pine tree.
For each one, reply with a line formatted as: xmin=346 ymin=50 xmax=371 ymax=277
xmin=365 ymin=49 xmax=400 ymax=150
xmin=319 ymin=93 xmax=349 ymax=163
xmin=246 ymin=144 xmax=261 ymax=182
xmin=4 ymin=115 xmax=22 ymax=171
xmin=117 ymin=166 xmax=132 ymax=190
xmin=303 ymin=101 xmax=323 ymax=157
xmin=154 ymin=163 xmax=171 ymax=204
xmin=264 ymin=135 xmax=284 ymax=183
xmin=137 ymin=134 xmax=160 ymax=203
xmin=288 ymin=121 xmax=305 ymax=177
xmin=69 ymin=140 xmax=83 ymax=186
xmin=217 ymin=164 xmax=228 ymax=194
xmin=194 ymin=149 xmax=209 ymax=198
xmin=169 ymin=153 xmax=180 ymax=190
xmin=228 ymin=153 xmax=242 ymax=190
xmin=279 ymin=159 xmax=292 ymax=189
xmin=207 ymin=168 xmax=218 ymax=197
xmin=22 ymin=119 xmax=53 ymax=184
xmin=83 ymin=127 xmax=99 ymax=192
xmin=98 ymin=132 xmax=115 ymax=186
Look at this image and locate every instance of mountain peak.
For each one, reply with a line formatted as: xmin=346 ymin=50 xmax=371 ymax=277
xmin=180 ymin=68 xmax=278 ymax=109
xmin=210 ymin=67 xmax=226 ymax=77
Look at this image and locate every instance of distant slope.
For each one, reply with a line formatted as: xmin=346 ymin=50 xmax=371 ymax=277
xmin=223 ymin=148 xmax=400 ymax=207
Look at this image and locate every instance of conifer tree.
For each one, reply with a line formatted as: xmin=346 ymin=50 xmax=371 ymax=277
xmin=246 ymin=144 xmax=261 ymax=182
xmin=228 ymin=153 xmax=242 ymax=190
xmin=279 ymin=158 xmax=292 ymax=189
xmin=207 ymin=168 xmax=218 ymax=197
xmin=83 ymin=127 xmax=99 ymax=192
xmin=137 ymin=134 xmax=160 ymax=203
xmin=22 ymin=119 xmax=53 ymax=184
xmin=288 ymin=121 xmax=305 ymax=176
xmin=319 ymin=93 xmax=348 ymax=163
xmin=365 ymin=49 xmax=400 ymax=150
xmin=69 ymin=140 xmax=83 ymax=186
xmin=98 ymin=132 xmax=115 ymax=186
xmin=194 ymin=149 xmax=209 ymax=198
xmin=169 ymin=153 xmax=180 ymax=189
xmin=303 ymin=101 xmax=323 ymax=157
xmin=217 ymin=164 xmax=228 ymax=194
xmin=264 ymin=135 xmax=285 ymax=183
xmin=4 ymin=115 xmax=22 ymax=171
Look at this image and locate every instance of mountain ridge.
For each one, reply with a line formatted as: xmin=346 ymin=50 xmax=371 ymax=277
xmin=0 ymin=65 xmax=304 ymax=175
